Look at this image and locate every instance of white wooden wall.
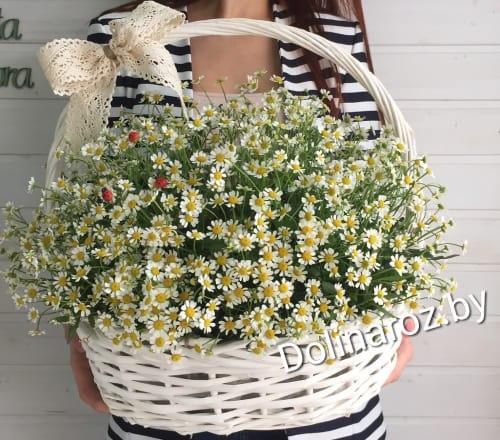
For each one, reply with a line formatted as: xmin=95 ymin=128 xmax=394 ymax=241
xmin=0 ymin=0 xmax=499 ymax=438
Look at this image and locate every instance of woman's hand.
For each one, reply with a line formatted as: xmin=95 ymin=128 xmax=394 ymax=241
xmin=65 ymin=327 xmax=110 ymax=413
xmin=383 ymin=317 xmax=414 ymax=386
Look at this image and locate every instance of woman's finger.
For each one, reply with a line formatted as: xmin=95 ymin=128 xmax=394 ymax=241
xmin=403 ymin=316 xmax=416 ymax=333
xmin=71 ymin=336 xmax=85 ymax=353
xmin=383 ymin=334 xmax=413 ymax=386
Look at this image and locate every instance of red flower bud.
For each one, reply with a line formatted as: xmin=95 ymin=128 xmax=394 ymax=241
xmin=154 ymin=176 xmax=169 ymax=189
xmin=128 ymin=131 xmax=141 ymax=143
xmin=101 ymin=188 xmax=113 ymax=203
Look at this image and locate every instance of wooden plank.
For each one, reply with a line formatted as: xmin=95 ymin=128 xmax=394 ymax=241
xmin=0 ymin=315 xmax=69 ymax=366
xmin=0 ymin=155 xmax=46 ymax=207
xmin=0 ymin=0 xmax=124 ymax=43
xmin=1 ymin=0 xmax=499 ymax=46
xmin=428 ymin=156 xmax=500 ymax=210
xmin=441 ymin=212 xmax=500 ymax=264
xmin=410 ymin=318 xmax=500 ymax=367
xmin=0 ymin=415 xmax=107 ymax=440
xmin=440 ymin=265 xmax=500 ymax=316
xmin=371 ymin=46 xmax=500 ymax=101
xmin=381 ymin=366 xmax=500 ymax=418
xmin=399 ymin=101 xmax=500 ymax=156
xmin=0 ymin=100 xmax=66 ymax=155
xmin=0 ymin=44 xmax=54 ymax=100
xmin=364 ymin=0 xmax=500 ymax=45
xmin=2 ymin=44 xmax=500 ymax=101
xmin=386 ymin=417 xmax=500 ymax=440
xmin=0 ymin=366 xmax=95 ymax=415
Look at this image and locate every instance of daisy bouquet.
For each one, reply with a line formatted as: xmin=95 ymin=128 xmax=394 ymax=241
xmin=0 ymin=73 xmax=466 ymax=361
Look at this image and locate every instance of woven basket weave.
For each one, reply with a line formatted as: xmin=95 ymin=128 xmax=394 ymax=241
xmin=78 ymin=313 xmax=404 ymax=434
xmin=73 ymin=11 xmax=416 ymax=437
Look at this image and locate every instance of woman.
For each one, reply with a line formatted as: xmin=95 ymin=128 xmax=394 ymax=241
xmin=66 ymin=1 xmax=414 ymax=439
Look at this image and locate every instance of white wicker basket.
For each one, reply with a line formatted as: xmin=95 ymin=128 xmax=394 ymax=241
xmin=71 ymin=7 xmax=416 ymax=436
xmin=78 ymin=313 xmax=405 ymax=434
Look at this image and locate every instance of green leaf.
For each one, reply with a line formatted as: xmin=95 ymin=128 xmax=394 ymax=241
xmin=67 ymin=319 xmax=80 ymax=342
xmin=52 ymin=315 xmax=70 ymax=323
xmin=322 ymin=281 xmax=336 ymax=295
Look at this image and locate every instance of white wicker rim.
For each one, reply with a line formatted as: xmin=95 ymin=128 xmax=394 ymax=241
xmin=73 ymin=15 xmax=415 ymax=436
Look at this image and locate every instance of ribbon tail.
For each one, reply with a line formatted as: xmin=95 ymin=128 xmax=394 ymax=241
xmin=179 ymin=89 xmax=189 ymax=120
xmin=64 ymin=79 xmax=115 ymax=151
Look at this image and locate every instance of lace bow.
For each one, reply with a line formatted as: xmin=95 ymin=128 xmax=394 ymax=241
xmin=38 ymin=1 xmax=187 ymax=150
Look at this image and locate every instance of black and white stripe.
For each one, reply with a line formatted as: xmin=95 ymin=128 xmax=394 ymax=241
xmin=87 ymin=2 xmax=381 ymax=141
xmin=86 ymin=2 xmax=386 ymax=439
xmin=104 ymin=395 xmax=386 ymax=440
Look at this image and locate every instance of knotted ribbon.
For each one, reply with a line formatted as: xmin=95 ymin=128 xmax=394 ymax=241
xmin=38 ymin=1 xmax=188 ymax=151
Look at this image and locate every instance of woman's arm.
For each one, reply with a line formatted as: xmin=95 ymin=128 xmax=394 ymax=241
xmin=63 ymin=324 xmax=109 ymax=413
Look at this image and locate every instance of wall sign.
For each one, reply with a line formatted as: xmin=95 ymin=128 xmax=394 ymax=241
xmin=0 ymin=8 xmax=22 ymax=40
xmin=0 ymin=8 xmax=34 ymax=89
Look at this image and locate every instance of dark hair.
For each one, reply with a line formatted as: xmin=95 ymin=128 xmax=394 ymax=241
xmin=101 ymin=0 xmax=377 ymax=119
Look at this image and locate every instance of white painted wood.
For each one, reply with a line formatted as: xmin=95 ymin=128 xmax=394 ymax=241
xmin=0 ymin=366 xmax=95 ymax=415
xmin=0 ymin=314 xmax=69 ymax=366
xmin=381 ymin=366 xmax=500 ymax=418
xmin=2 ymin=0 xmax=499 ymax=45
xmin=0 ymin=44 xmax=54 ymax=100
xmin=364 ymin=0 xmax=500 ymax=45
xmin=386 ymin=417 xmax=500 ymax=440
xmin=426 ymin=156 xmax=500 ymax=210
xmin=411 ymin=318 xmax=500 ymax=367
xmin=0 ymin=155 xmax=46 ymax=207
xmin=0 ymin=100 xmax=66 ymax=155
xmin=371 ymin=46 xmax=500 ymax=101
xmin=441 ymin=211 xmax=500 ymax=264
xmin=440 ymin=265 xmax=500 ymax=315
xmin=0 ymin=0 xmax=124 ymax=43
xmin=399 ymin=101 xmax=500 ymax=156
xmin=0 ymin=415 xmax=107 ymax=440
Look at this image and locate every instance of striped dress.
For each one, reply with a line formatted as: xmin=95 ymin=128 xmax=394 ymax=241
xmin=86 ymin=2 xmax=386 ymax=439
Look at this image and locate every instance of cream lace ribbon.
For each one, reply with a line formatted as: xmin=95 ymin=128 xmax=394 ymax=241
xmin=38 ymin=1 xmax=188 ymax=160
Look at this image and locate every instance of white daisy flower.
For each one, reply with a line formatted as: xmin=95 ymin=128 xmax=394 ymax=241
xmin=151 ymin=152 xmax=168 ymax=169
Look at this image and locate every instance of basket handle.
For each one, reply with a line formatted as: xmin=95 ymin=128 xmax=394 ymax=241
xmin=167 ymin=18 xmax=417 ymax=160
